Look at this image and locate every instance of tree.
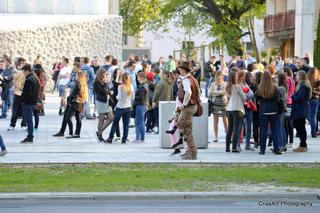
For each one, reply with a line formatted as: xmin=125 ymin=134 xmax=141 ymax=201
xmin=314 ymin=12 xmax=320 ymax=69
xmin=120 ymin=0 xmax=265 ymax=56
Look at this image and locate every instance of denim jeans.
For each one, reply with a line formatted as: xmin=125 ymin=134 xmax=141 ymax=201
xmin=0 ymin=135 xmax=6 ymax=151
xmin=85 ymin=88 xmax=94 ymax=116
xmin=205 ymin=77 xmax=211 ymax=98
xmin=109 ymin=107 xmax=132 ymax=142
xmin=259 ymin=113 xmax=280 ymax=153
xmin=278 ymin=113 xmax=286 ymax=148
xmin=309 ymin=99 xmax=319 ymax=136
xmin=226 ymin=111 xmax=244 ymax=151
xmin=22 ymin=104 xmax=35 ymax=141
xmin=244 ymin=109 xmax=253 ymax=146
xmin=135 ymin=105 xmax=147 ymax=140
xmin=1 ymin=88 xmax=13 ymax=118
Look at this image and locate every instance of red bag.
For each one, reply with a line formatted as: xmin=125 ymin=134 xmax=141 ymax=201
xmin=246 ymin=100 xmax=257 ymax=112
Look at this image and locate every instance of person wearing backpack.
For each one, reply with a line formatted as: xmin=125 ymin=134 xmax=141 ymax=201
xmin=176 ymin=61 xmax=200 ymax=160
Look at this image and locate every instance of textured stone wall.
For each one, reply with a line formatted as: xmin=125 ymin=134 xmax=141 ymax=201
xmin=0 ymin=15 xmax=122 ymax=68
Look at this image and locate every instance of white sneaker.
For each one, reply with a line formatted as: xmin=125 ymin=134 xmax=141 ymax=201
xmin=7 ymin=126 xmax=15 ymax=131
xmin=0 ymin=150 xmax=8 ymax=156
xmin=287 ymin=144 xmax=294 ymax=148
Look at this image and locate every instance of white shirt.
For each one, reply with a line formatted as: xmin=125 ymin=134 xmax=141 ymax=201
xmin=134 ymin=63 xmax=143 ymax=74
xmin=178 ymin=75 xmax=192 ymax=106
xmin=59 ymin=66 xmax=72 ymax=86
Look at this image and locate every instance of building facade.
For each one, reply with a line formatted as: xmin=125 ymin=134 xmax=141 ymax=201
xmin=264 ymin=0 xmax=320 ymax=60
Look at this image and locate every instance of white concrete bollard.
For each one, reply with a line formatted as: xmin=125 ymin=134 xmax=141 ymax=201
xmin=159 ymin=101 xmax=209 ymax=149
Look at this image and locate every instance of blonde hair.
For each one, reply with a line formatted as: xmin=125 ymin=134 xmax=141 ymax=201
xmin=296 ymin=70 xmax=312 ymax=99
xmin=258 ymin=71 xmax=277 ymax=98
xmin=77 ymin=72 xmax=88 ymax=102
xmin=121 ymin=72 xmax=132 ymax=96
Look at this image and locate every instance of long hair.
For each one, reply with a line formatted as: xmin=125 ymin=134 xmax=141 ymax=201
xmin=236 ymin=70 xmax=246 ymax=84
xmin=278 ymin=73 xmax=288 ymax=92
xmin=226 ymin=71 xmax=237 ymax=96
xmin=95 ymin=69 xmax=108 ymax=84
xmin=307 ymin=67 xmax=319 ymax=89
xmin=296 ymin=70 xmax=312 ymax=99
xmin=121 ymin=72 xmax=132 ymax=96
xmin=77 ymin=72 xmax=88 ymax=102
xmin=283 ymin=67 xmax=293 ymax=78
xmin=258 ymin=71 xmax=277 ymax=98
xmin=214 ymin=71 xmax=224 ymax=84
xmin=255 ymin=71 xmax=262 ymax=86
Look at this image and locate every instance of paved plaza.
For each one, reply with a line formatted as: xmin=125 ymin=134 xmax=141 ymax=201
xmin=0 ymin=93 xmax=319 ymax=164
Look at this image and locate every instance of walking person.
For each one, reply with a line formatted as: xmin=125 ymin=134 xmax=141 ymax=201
xmin=208 ymin=71 xmax=228 ymax=143
xmin=307 ymin=68 xmax=319 ymax=138
xmin=0 ymin=135 xmax=7 ymax=156
xmin=255 ymin=71 xmax=282 ymax=155
xmin=292 ymin=71 xmax=312 ymax=152
xmin=225 ymin=70 xmax=247 ymax=153
xmin=134 ymin=72 xmax=149 ymax=143
xmin=20 ymin=64 xmax=40 ymax=143
xmin=105 ymin=72 xmax=135 ymax=144
xmin=94 ymin=70 xmax=114 ymax=142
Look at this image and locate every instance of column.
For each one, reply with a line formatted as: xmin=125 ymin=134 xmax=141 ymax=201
xmin=294 ymin=0 xmax=316 ymax=59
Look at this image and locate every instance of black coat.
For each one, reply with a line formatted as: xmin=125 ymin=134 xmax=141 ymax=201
xmin=21 ymin=73 xmax=40 ymax=105
xmin=67 ymin=81 xmax=80 ymax=103
xmin=93 ymin=81 xmax=109 ymax=103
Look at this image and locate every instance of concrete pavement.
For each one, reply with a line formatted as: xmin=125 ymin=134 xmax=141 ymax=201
xmin=0 ymin=93 xmax=319 ymax=163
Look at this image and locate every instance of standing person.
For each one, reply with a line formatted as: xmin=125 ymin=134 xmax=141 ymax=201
xmin=256 ymin=71 xmax=282 ymax=155
xmin=52 ymin=56 xmax=62 ymax=92
xmin=107 ymin=58 xmax=120 ymax=89
xmin=58 ymin=58 xmax=72 ymax=115
xmin=204 ymin=56 xmax=216 ymax=97
xmin=307 ymin=68 xmax=319 ymax=138
xmin=193 ymin=63 xmax=202 ymax=93
xmin=208 ymin=71 xmax=228 ymax=143
xmin=133 ymin=56 xmax=143 ymax=74
xmin=176 ymin=61 xmax=199 ymax=160
xmin=152 ymin=71 xmax=174 ymax=133
xmin=105 ymin=72 xmax=135 ymax=144
xmin=93 ymin=70 xmax=114 ymax=142
xmin=126 ymin=61 xmax=137 ymax=91
xmin=134 ymin=72 xmax=149 ymax=143
xmin=167 ymin=55 xmax=176 ymax=72
xmin=225 ymin=71 xmax=247 ymax=153
xmin=142 ymin=54 xmax=152 ymax=65
xmin=102 ymin=55 xmax=113 ymax=71
xmin=0 ymin=135 xmax=7 ymax=156
xmin=283 ymin=67 xmax=295 ymax=147
xmin=1 ymin=57 xmax=14 ymax=119
xmin=91 ymin=56 xmax=100 ymax=75
xmin=277 ymin=73 xmax=288 ymax=152
xmin=251 ymin=72 xmax=262 ymax=148
xmin=7 ymin=57 xmax=26 ymax=131
xmin=81 ymin=57 xmax=95 ymax=119
xmin=291 ymin=71 xmax=312 ymax=152
xmin=20 ymin=64 xmax=40 ymax=143
xmin=109 ymin=68 xmax=122 ymax=140
xmin=157 ymin=57 xmax=165 ymax=71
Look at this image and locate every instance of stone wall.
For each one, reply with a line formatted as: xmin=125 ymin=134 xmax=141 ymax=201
xmin=0 ymin=15 xmax=122 ymax=68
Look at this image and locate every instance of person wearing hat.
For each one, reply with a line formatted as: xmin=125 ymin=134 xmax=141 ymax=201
xmin=176 ymin=61 xmax=199 ymax=160
xmin=20 ymin=64 xmax=40 ymax=143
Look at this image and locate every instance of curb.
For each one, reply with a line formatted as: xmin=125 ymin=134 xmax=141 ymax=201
xmin=0 ymin=192 xmax=319 ymax=201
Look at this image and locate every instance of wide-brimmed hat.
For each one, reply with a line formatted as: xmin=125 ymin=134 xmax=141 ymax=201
xmin=176 ymin=61 xmax=192 ymax=72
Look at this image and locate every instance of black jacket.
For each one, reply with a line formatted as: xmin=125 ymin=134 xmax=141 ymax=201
xmin=93 ymin=81 xmax=109 ymax=103
xmin=134 ymin=83 xmax=148 ymax=106
xmin=21 ymin=73 xmax=40 ymax=105
xmin=67 ymin=81 xmax=80 ymax=103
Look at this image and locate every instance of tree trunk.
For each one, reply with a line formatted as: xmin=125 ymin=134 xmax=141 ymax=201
xmin=314 ymin=13 xmax=320 ymax=69
xmin=248 ymin=17 xmax=260 ymax=63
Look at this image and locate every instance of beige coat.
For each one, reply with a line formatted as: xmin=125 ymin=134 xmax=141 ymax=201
xmin=13 ymin=69 xmax=26 ymax=96
xmin=152 ymin=78 xmax=173 ymax=106
xmin=208 ymin=81 xmax=227 ymax=104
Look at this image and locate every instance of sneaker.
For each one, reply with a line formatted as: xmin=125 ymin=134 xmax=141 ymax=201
xmin=0 ymin=150 xmax=8 ymax=156
xmin=171 ymin=149 xmax=181 ymax=155
xmin=20 ymin=138 xmax=33 ymax=144
xmin=66 ymin=135 xmax=80 ymax=139
xmin=245 ymin=146 xmax=255 ymax=151
xmin=287 ymin=143 xmax=294 ymax=148
xmin=7 ymin=126 xmax=15 ymax=131
xmin=115 ymin=137 xmax=121 ymax=142
xmin=104 ymin=138 xmax=113 ymax=144
xmin=0 ymin=115 xmax=7 ymax=119
xmin=52 ymin=132 xmax=64 ymax=137
xmin=293 ymin=147 xmax=308 ymax=152
xmin=21 ymin=126 xmax=27 ymax=130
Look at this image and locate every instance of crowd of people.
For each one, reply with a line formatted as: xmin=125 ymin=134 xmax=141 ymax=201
xmin=0 ymin=51 xmax=319 ymax=159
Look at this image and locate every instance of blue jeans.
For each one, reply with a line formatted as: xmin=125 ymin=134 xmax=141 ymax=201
xmin=0 ymin=135 xmax=6 ymax=151
xmin=85 ymin=88 xmax=94 ymax=116
xmin=1 ymin=88 xmax=14 ymax=117
xmin=259 ymin=113 xmax=280 ymax=153
xmin=109 ymin=107 xmax=132 ymax=142
xmin=309 ymin=99 xmax=319 ymax=136
xmin=205 ymin=77 xmax=211 ymax=98
xmin=278 ymin=113 xmax=286 ymax=149
xmin=244 ymin=109 xmax=253 ymax=146
xmin=135 ymin=106 xmax=147 ymax=140
xmin=22 ymin=104 xmax=35 ymax=141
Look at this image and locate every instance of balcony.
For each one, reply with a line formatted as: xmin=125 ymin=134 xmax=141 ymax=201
xmin=264 ymin=10 xmax=295 ymax=33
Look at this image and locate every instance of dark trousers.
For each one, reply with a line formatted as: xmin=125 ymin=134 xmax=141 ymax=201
xmin=259 ymin=113 xmax=280 ymax=153
xmin=153 ymin=107 xmax=159 ymax=129
xmin=109 ymin=107 xmax=131 ymax=142
xmin=22 ymin=104 xmax=35 ymax=141
xmin=111 ymin=104 xmax=121 ymax=137
xmin=59 ymin=104 xmax=72 ymax=135
xmin=146 ymin=109 xmax=156 ymax=131
xmin=252 ymin=110 xmax=259 ymax=144
xmin=293 ymin=118 xmax=307 ymax=148
xmin=10 ymin=95 xmax=26 ymax=127
xmin=226 ymin=111 xmax=244 ymax=151
xmin=61 ymin=103 xmax=82 ymax=136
